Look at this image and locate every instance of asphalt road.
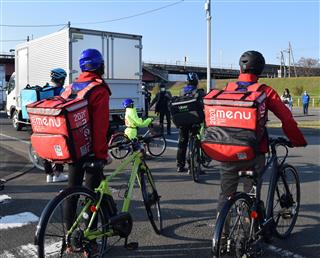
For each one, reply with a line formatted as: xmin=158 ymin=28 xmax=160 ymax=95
xmin=0 ymin=110 xmax=319 ymax=258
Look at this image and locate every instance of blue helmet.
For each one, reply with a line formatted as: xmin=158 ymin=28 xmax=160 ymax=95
xmin=50 ymin=68 xmax=67 ymax=80
xmin=122 ymin=98 xmax=134 ymax=108
xmin=187 ymin=72 xmax=199 ymax=86
xmin=79 ymin=49 xmax=104 ymax=72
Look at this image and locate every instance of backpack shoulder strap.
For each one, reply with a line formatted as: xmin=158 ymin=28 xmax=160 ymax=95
xmin=61 ymin=85 xmax=72 ymax=99
xmin=76 ymin=79 xmax=102 ymax=99
xmin=246 ymin=83 xmax=265 ymax=92
xmin=224 ymin=82 xmax=238 ymax=91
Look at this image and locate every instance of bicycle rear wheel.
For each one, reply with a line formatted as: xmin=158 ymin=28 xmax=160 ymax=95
xmin=146 ymin=135 xmax=166 ymax=157
xmin=201 ymin=151 xmax=214 ymax=169
xmin=140 ymin=164 xmax=163 ymax=234
xmin=272 ymin=164 xmax=300 ymax=239
xmin=212 ymin=193 xmax=252 ymax=258
xmin=28 ymin=143 xmax=46 ymax=171
xmin=189 ymin=137 xmax=201 ymax=183
xmin=109 ymin=133 xmax=131 ymax=159
xmin=36 ymin=187 xmax=109 ymax=258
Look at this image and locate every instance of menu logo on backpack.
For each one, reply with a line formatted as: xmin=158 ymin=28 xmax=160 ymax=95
xmin=201 ymin=82 xmax=267 ymax=162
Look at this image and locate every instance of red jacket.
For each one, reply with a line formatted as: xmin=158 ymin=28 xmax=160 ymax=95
xmin=235 ymin=73 xmax=307 ymax=152
xmin=73 ymin=72 xmax=111 ymax=160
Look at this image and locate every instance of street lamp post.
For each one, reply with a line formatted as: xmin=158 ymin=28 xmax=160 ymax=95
xmin=205 ymin=0 xmax=211 ymax=93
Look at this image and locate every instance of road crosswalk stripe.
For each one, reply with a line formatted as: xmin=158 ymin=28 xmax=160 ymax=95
xmin=0 ymin=212 xmax=39 ymax=230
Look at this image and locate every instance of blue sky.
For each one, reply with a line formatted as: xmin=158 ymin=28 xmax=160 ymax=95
xmin=0 ymin=0 xmax=319 ymax=68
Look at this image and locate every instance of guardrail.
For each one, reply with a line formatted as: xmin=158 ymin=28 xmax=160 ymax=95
xmin=291 ymin=97 xmax=320 ymax=108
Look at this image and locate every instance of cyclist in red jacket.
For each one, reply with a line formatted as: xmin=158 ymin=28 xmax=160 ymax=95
xmin=216 ymin=50 xmax=307 ymax=216
xmin=64 ymin=49 xmax=111 ymax=255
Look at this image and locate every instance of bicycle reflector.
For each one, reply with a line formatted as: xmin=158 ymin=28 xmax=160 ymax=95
xmin=90 ymin=205 xmax=97 ymax=213
xmin=250 ymin=210 xmax=258 ymax=219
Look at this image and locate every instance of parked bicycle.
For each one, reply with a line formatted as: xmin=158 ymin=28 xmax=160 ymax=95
xmin=109 ymin=124 xmax=167 ymax=160
xmin=28 ymin=143 xmax=48 ymax=171
xmin=212 ymin=137 xmax=300 ymax=258
xmin=35 ymin=140 xmax=163 ymax=258
xmin=188 ymin=124 xmax=214 ymax=183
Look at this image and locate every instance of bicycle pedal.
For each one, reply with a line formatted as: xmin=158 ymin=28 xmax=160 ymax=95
xmin=125 ymin=241 xmax=139 ymax=250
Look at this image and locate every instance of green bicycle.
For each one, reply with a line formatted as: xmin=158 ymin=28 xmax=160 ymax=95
xmin=35 ymin=140 xmax=163 ymax=258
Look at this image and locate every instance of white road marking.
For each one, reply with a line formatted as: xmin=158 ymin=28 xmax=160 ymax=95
xmin=0 ymin=133 xmax=30 ymax=145
xmin=266 ymin=244 xmax=306 ymax=258
xmin=0 ymin=194 xmax=11 ymax=204
xmin=0 ymin=251 xmax=17 ymax=258
xmin=166 ymin=138 xmax=178 ymax=144
xmin=0 ymin=212 xmax=39 ymax=230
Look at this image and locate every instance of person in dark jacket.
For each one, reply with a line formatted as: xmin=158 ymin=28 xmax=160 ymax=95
xmin=142 ymin=83 xmax=151 ymax=118
xmin=64 ymin=49 xmax=112 ymax=255
xmin=176 ymin=73 xmax=205 ymax=173
xmin=150 ymin=83 xmax=172 ymax=135
xmin=216 ymin=50 xmax=307 ymax=225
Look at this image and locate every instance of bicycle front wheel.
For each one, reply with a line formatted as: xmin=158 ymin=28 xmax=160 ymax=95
xmin=36 ymin=187 xmax=109 ymax=258
xmin=189 ymin=138 xmax=201 ymax=183
xmin=272 ymin=164 xmax=300 ymax=239
xmin=140 ymin=164 xmax=163 ymax=234
xmin=212 ymin=193 xmax=252 ymax=258
xmin=109 ymin=133 xmax=131 ymax=159
xmin=147 ymin=135 xmax=167 ymax=157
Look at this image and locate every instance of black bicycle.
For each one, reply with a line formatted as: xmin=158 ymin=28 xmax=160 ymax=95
xmin=188 ymin=124 xmax=214 ymax=183
xmin=212 ymin=137 xmax=300 ymax=257
xmin=109 ymin=124 xmax=167 ymax=160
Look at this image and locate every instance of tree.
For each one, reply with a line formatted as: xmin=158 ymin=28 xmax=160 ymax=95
xmin=297 ymin=57 xmax=320 ymax=76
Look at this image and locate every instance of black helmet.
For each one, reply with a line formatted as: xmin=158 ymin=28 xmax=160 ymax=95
xmin=187 ymin=72 xmax=199 ymax=86
xmin=239 ymin=51 xmax=265 ymax=75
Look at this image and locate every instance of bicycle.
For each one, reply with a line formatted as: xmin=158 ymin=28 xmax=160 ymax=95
xmin=35 ymin=140 xmax=163 ymax=258
xmin=188 ymin=124 xmax=214 ymax=183
xmin=212 ymin=137 xmax=300 ymax=258
xmin=109 ymin=124 xmax=167 ymax=160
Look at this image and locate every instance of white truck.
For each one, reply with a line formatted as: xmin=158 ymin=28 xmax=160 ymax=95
xmin=6 ymin=27 xmax=144 ymax=130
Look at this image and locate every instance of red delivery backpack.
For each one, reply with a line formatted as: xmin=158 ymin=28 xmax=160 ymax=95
xmin=201 ymin=82 xmax=267 ymax=162
xmin=27 ymin=80 xmax=101 ymax=163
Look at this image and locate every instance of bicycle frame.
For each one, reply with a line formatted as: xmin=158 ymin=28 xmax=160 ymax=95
xmin=67 ymin=149 xmax=147 ymax=241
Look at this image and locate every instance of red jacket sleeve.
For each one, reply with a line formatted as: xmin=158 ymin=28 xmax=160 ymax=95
xmin=88 ymin=85 xmax=110 ymax=159
xmin=262 ymin=86 xmax=307 ymax=147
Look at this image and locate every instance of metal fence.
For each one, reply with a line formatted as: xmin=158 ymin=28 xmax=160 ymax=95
xmin=292 ymin=97 xmax=320 ymax=107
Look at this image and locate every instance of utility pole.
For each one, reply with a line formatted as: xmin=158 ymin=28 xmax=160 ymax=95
xmin=205 ymin=0 xmax=211 ymax=93
xmin=289 ymin=42 xmax=297 ymax=77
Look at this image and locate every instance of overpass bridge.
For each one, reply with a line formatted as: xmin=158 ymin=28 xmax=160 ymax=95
xmin=142 ymin=62 xmax=320 ymax=83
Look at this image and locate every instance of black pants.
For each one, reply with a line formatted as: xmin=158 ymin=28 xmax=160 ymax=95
xmin=176 ymin=126 xmax=199 ymax=168
xmin=217 ymin=154 xmax=266 ymax=213
xmin=65 ymin=160 xmax=104 ymax=230
xmin=159 ymin=110 xmax=171 ymax=134
xmin=43 ymin=160 xmax=63 ymax=175
xmin=303 ymin=103 xmax=309 ymax=115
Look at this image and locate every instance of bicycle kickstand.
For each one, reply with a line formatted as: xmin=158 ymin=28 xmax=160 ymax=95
xmin=124 ymin=237 xmax=139 ymax=250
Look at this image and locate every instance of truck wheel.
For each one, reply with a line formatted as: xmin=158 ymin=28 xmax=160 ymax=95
xmin=12 ymin=111 xmax=23 ymax=131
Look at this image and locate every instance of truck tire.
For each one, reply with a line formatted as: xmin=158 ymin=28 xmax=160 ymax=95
xmin=12 ymin=110 xmax=23 ymax=131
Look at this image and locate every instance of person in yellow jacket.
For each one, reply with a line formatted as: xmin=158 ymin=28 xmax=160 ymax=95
xmin=123 ymin=98 xmax=152 ymax=140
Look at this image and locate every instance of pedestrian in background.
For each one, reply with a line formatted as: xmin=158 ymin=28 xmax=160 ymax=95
xmin=150 ymin=83 xmax=172 ymax=135
xmin=142 ymin=83 xmax=151 ymax=118
xmin=281 ymin=88 xmax=293 ymax=111
xmin=302 ymin=90 xmax=310 ymax=115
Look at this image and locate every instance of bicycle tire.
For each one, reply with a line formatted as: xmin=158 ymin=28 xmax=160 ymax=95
xmin=109 ymin=133 xmax=131 ymax=159
xmin=139 ymin=163 xmax=163 ymax=234
xmin=212 ymin=193 xmax=253 ymax=258
xmin=146 ymin=135 xmax=167 ymax=157
xmin=201 ymin=151 xmax=214 ymax=169
xmin=189 ymin=137 xmax=201 ymax=183
xmin=272 ymin=164 xmax=300 ymax=239
xmin=36 ymin=187 xmax=109 ymax=258
xmin=28 ymin=143 xmax=46 ymax=171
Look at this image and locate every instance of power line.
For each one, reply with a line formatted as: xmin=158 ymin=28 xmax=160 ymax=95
xmin=0 ymin=0 xmax=184 ymax=28
xmin=74 ymin=0 xmax=184 ymax=25
xmin=0 ymin=39 xmax=26 ymax=42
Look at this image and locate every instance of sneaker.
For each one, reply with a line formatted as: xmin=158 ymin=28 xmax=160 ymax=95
xmin=177 ymin=167 xmax=187 ymax=173
xmin=46 ymin=175 xmax=53 ymax=183
xmin=53 ymin=173 xmax=68 ymax=182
